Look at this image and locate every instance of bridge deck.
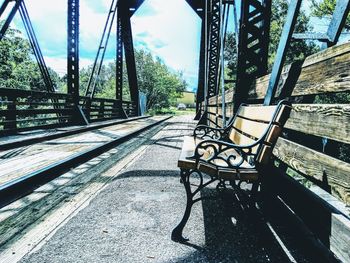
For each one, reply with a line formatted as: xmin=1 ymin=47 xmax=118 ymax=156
xmin=0 ymin=116 xmax=167 ymax=196
xmin=0 ymin=116 xmax=148 ymax=150
xmin=0 ymin=115 xmax=310 ymax=262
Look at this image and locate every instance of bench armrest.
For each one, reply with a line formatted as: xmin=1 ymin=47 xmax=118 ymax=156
xmin=190 ymin=139 xmax=258 ymax=169
xmin=193 ymin=125 xmax=229 ymax=140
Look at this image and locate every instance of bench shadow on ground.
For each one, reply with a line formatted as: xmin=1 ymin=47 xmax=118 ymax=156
xmin=110 ymin=170 xmax=294 ymax=263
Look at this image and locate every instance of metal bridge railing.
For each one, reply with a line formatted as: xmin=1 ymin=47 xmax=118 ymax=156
xmin=0 ymin=88 xmax=139 ymax=135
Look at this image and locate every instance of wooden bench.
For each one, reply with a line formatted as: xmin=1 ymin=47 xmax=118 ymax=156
xmin=171 ymin=100 xmax=291 ymax=242
xmin=173 ymin=42 xmax=350 ymax=261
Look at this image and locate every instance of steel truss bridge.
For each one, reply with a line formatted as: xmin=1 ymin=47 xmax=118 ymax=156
xmin=0 ymin=1 xmax=350 ymax=261
xmin=0 ymin=0 xmax=349 ymax=134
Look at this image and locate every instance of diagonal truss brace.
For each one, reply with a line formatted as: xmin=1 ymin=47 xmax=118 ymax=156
xmin=292 ymin=0 xmax=350 ymax=47
xmin=84 ymin=0 xmax=118 ymax=98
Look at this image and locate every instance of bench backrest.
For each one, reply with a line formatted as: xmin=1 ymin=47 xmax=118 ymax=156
xmin=228 ymin=102 xmax=290 ymax=165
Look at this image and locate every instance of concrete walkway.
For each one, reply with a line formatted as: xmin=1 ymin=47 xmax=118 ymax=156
xmin=19 ymin=115 xmax=298 ymax=263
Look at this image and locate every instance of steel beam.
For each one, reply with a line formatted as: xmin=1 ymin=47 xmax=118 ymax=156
xmin=234 ymin=0 xmax=271 ymax=111
xmin=120 ymin=4 xmax=139 ymax=116
xmin=68 ymin=0 xmax=87 ymax=124
xmin=264 ymin=0 xmax=302 ymax=106
xmin=0 ymin=0 xmax=23 ymax=40
xmin=195 ymin=19 xmax=206 ymax=118
xmin=67 ymin=0 xmax=80 ymax=104
xmin=206 ymin=0 xmax=221 ymax=99
xmin=85 ymin=0 xmax=117 ymax=98
xmin=292 ymin=0 xmax=350 ymax=47
xmin=116 ymin=12 xmax=123 ymax=101
xmin=326 ymin=0 xmax=350 ymax=46
xmin=19 ymin=1 xmax=55 ymax=92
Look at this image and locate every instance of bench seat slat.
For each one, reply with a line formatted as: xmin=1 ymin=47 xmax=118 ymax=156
xmin=232 ymin=117 xmax=270 ymax=139
xmin=199 ymin=162 xmax=258 ymax=181
xmin=237 ymin=104 xmax=285 ymax=123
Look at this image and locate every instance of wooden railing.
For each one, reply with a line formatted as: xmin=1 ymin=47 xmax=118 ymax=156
xmin=201 ymin=42 xmax=350 ymax=262
xmin=0 ymin=88 xmax=139 ymax=135
xmin=0 ymin=88 xmax=73 ymax=135
xmin=122 ymin=100 xmax=138 ymax=117
xmin=80 ymin=96 xmax=123 ymax=122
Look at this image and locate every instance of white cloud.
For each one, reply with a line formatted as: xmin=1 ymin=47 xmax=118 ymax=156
xmin=4 ymin=0 xmax=201 ymax=90
xmin=131 ymin=0 xmax=201 ymax=89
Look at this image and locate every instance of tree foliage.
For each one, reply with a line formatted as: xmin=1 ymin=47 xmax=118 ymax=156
xmin=269 ymin=0 xmax=318 ymax=67
xmin=0 ymin=24 xmax=186 ymax=111
xmin=135 ymin=49 xmax=187 ymax=109
xmin=0 ymin=25 xmax=62 ymax=91
xmin=80 ymin=49 xmax=187 ymax=110
xmin=224 ymin=0 xmax=318 ymax=79
xmin=311 ymin=0 xmax=350 ymax=30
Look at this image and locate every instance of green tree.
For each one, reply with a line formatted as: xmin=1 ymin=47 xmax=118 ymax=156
xmin=269 ymin=0 xmax=318 ymax=67
xmin=135 ymin=50 xmax=187 ymax=109
xmin=0 ymin=24 xmax=63 ymax=92
xmin=86 ymin=49 xmax=187 ymax=110
xmin=224 ymin=0 xmax=318 ymax=78
xmin=311 ymin=0 xmax=350 ymax=30
xmin=224 ymin=32 xmax=237 ymax=79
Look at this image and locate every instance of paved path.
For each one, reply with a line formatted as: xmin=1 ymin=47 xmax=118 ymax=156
xmin=19 ymin=115 xmax=297 ymax=263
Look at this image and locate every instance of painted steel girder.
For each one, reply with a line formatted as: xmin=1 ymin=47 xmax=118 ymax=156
xmin=196 ymin=20 xmax=206 ymax=109
xmin=116 ymin=13 xmax=123 ymax=101
xmin=120 ymin=5 xmax=139 ymax=115
xmin=67 ymin=0 xmax=80 ymax=105
xmin=206 ymin=0 xmax=221 ymax=100
xmin=234 ymin=0 xmax=271 ymax=111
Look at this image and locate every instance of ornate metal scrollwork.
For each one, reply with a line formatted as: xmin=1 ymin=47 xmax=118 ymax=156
xmin=171 ymin=168 xmax=217 ymax=243
xmin=193 ymin=125 xmax=227 ymax=140
xmin=192 ymin=139 xmax=257 ymax=170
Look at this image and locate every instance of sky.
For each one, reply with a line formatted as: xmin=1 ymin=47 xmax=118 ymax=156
xmin=3 ymin=0 xmax=348 ymax=92
xmin=2 ymin=0 xmax=202 ymax=91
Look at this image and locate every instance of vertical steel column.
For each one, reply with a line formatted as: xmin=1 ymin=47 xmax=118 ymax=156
xmin=234 ymin=0 xmax=271 ymax=111
xmin=68 ymin=0 xmax=87 ymax=124
xmin=116 ymin=12 xmax=123 ymax=101
xmin=195 ymin=19 xmax=206 ymax=118
xmin=120 ymin=4 xmax=139 ymax=116
xmin=206 ymin=0 xmax=221 ymax=100
xmin=67 ymin=0 xmax=80 ymax=105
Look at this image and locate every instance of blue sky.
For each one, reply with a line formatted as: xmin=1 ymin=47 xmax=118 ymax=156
xmin=3 ymin=0 xmax=348 ymax=91
xmin=3 ymin=0 xmax=202 ymax=91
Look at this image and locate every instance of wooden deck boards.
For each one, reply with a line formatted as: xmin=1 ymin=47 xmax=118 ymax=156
xmin=0 ymin=116 xmax=166 ymax=187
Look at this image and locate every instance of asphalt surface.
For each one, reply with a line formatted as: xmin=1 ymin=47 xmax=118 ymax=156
xmin=20 ymin=115 xmax=297 ymax=263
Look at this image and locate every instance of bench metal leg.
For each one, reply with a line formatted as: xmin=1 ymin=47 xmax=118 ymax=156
xmin=172 ymin=169 xmax=216 ymax=243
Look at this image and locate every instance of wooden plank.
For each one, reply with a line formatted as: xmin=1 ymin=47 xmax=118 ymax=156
xmin=233 ymin=117 xmax=270 ymax=139
xmin=330 ymin=213 xmax=350 ymax=262
xmin=238 ymin=105 xmax=278 ymax=122
xmin=229 ymin=129 xmax=257 ymax=148
xmin=177 ymin=136 xmax=197 ymax=169
xmin=285 ymin=104 xmax=350 ymax=144
xmin=292 ymin=47 xmax=350 ymax=96
xmin=248 ymin=42 xmax=350 ymax=99
xmin=302 ymin=42 xmax=350 ymax=68
xmin=273 ymin=137 xmax=350 ymax=205
xmin=248 ymin=62 xmax=297 ymax=100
